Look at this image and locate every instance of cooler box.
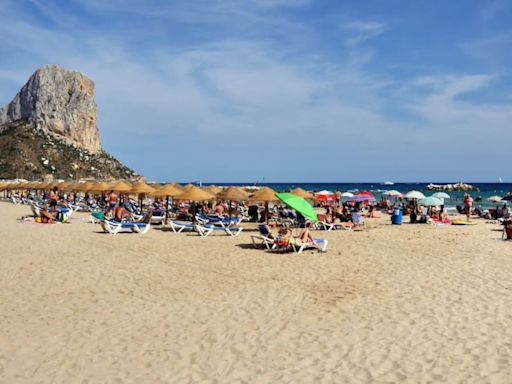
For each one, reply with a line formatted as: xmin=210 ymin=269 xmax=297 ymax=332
xmin=391 ymin=207 xmax=403 ymax=225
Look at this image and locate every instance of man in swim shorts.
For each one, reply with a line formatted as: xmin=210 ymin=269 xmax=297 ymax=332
xmin=463 ymin=193 xmax=473 ymax=222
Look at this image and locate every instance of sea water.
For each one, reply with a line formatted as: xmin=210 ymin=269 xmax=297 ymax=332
xmin=201 ymin=182 xmax=512 ymax=209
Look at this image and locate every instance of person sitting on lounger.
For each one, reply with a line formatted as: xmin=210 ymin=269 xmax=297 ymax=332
xmin=106 ymin=190 xmax=119 ymax=216
xmin=113 ymin=206 xmax=131 ymax=221
xmin=297 ymin=227 xmax=314 ymax=243
xmin=122 ymin=196 xmax=136 ymax=213
xmin=214 ymin=201 xmax=225 ymax=215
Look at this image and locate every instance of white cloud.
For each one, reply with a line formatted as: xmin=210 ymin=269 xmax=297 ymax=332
xmin=343 ymin=21 xmax=387 ymax=47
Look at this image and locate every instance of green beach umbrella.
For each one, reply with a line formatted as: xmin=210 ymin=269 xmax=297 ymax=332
xmin=275 ymin=192 xmax=318 ymax=222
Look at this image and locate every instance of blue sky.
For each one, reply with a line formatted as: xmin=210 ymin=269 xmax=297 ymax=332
xmin=0 ymin=0 xmax=511 ymax=182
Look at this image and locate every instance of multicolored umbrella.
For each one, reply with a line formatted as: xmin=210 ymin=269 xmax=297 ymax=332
xmin=276 ymin=192 xmax=318 ymax=222
xmin=348 ymin=191 xmax=376 ymax=203
xmin=315 ymin=190 xmax=336 ymax=201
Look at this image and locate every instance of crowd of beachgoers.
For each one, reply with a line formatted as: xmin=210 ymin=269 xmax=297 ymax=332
xmin=1 ymin=180 xmax=511 ymax=244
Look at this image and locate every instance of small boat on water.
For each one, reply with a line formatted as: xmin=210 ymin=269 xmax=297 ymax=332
xmin=382 ymin=181 xmax=394 ymax=185
xmin=498 ymin=177 xmax=503 ymax=183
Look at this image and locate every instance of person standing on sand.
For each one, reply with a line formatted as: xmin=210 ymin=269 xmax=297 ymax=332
xmin=106 ymin=190 xmax=118 ymax=216
xmin=463 ymin=193 xmax=473 ymax=222
xmin=49 ymin=187 xmax=58 ymax=214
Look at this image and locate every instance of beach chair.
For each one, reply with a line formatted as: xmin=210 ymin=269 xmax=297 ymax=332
xmin=290 ymin=237 xmax=329 ymax=254
xmin=150 ymin=213 xmax=166 ymax=225
xmin=196 ymin=212 xmax=242 ymax=227
xmin=31 ymin=204 xmax=42 ymax=218
xmin=101 ymin=219 xmax=151 ymax=235
xmin=11 ymin=196 xmax=22 ymax=205
xmin=90 ymin=211 xmax=105 ymax=224
xmin=169 ymin=220 xmax=195 ymax=233
xmin=195 ymin=224 xmax=243 ymax=237
xmin=317 ymin=221 xmax=352 ymax=231
xmin=250 ymin=224 xmax=275 ymax=249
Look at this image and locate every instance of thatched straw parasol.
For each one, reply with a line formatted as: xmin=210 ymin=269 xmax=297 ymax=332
xmin=174 ymin=186 xmax=216 ymax=223
xmin=57 ymin=181 xmax=74 ymax=191
xmin=130 ymin=181 xmax=155 ymax=194
xmin=74 ymin=182 xmax=96 ymax=192
xmin=250 ymin=187 xmax=278 ymax=202
xmin=217 ymin=187 xmax=251 ymax=218
xmin=175 ymin=186 xmax=215 ymax=201
xmin=249 ymin=187 xmax=278 ymax=224
xmin=154 ymin=183 xmax=185 ymax=223
xmin=216 ymin=187 xmax=249 ymax=201
xmin=203 ymin=186 xmax=220 ymax=195
xmin=130 ymin=182 xmax=156 ymax=214
xmin=89 ymin=181 xmax=111 ymax=192
xmin=30 ymin=181 xmax=44 ymax=190
xmin=291 ymin=187 xmax=314 ymax=200
xmin=109 ymin=180 xmax=133 ymax=192
xmin=207 ymin=185 xmax=222 ymax=194
xmin=154 ymin=183 xmax=184 ymax=197
xmin=4 ymin=182 xmax=17 ymax=190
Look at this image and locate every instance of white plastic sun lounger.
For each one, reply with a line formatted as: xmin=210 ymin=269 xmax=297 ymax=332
xmin=195 ymin=224 xmax=243 ymax=237
xmin=101 ymin=219 xmax=150 ymax=235
xmin=169 ymin=220 xmax=195 ymax=233
xmin=290 ymin=238 xmax=328 ymax=254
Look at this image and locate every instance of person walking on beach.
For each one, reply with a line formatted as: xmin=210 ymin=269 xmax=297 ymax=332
xmin=463 ymin=193 xmax=473 ymax=222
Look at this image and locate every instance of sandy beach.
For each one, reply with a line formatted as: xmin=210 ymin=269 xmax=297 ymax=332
xmin=1 ymin=202 xmax=512 ymax=383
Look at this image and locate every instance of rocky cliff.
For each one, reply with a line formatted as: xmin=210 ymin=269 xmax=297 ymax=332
xmin=0 ymin=65 xmax=137 ymax=180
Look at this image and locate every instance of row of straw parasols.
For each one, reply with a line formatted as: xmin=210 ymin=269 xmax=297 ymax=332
xmin=0 ymin=181 xmax=314 ymax=223
xmin=0 ymin=181 xmax=314 ymax=201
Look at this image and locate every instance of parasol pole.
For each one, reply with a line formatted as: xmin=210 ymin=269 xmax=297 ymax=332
xmin=165 ymin=195 xmax=170 ymax=225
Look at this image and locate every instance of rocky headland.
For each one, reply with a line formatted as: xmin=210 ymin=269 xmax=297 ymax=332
xmin=0 ymin=65 xmax=136 ymax=180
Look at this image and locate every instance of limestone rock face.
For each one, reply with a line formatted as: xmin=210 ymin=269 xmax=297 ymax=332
xmin=0 ymin=65 xmax=101 ymax=153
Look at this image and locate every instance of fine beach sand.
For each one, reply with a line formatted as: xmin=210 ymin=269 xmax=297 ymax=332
xmin=1 ymin=202 xmax=512 ymax=383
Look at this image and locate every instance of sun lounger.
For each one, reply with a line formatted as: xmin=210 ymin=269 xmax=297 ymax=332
xmin=250 ymin=224 xmax=275 ymax=249
xmin=169 ymin=220 xmax=195 ymax=233
xmin=90 ymin=211 xmax=105 ymax=224
xmin=195 ymin=224 xmax=243 ymax=237
xmin=290 ymin=238 xmax=328 ymax=254
xmin=196 ymin=212 xmax=242 ymax=227
xmin=101 ymin=219 xmax=150 ymax=235
xmin=317 ymin=221 xmax=352 ymax=231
